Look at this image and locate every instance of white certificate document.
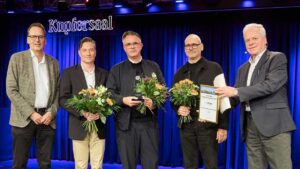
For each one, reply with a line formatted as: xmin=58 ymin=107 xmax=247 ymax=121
xmin=199 ymin=85 xmax=218 ymax=123
xmin=214 ymin=74 xmax=231 ymax=113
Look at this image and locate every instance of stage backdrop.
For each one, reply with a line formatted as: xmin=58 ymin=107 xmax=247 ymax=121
xmin=0 ymin=8 xmax=299 ymax=169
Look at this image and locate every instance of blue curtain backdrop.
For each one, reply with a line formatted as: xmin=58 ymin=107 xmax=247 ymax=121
xmin=0 ymin=9 xmax=299 ymax=169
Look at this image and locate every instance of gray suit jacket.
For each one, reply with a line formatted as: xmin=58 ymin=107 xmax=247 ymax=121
xmin=6 ymin=50 xmax=60 ymax=129
xmin=233 ymin=50 xmax=296 ymax=140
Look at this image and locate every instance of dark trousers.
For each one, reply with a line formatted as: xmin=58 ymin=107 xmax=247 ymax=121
xmin=11 ymin=121 xmax=55 ymax=169
xmin=116 ymin=120 xmax=159 ymax=169
xmin=180 ymin=122 xmax=218 ymax=169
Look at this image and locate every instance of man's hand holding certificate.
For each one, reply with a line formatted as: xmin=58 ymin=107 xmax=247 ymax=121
xmin=198 ymin=74 xmax=231 ymax=123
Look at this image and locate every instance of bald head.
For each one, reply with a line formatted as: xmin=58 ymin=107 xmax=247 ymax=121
xmin=184 ymin=34 xmax=203 ymax=63
xmin=185 ymin=34 xmax=202 ymax=44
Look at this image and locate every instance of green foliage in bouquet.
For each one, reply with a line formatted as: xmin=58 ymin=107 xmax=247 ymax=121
xmin=67 ymin=85 xmax=120 ymax=133
xmin=134 ymin=72 xmax=168 ymax=114
xmin=170 ymin=79 xmax=200 ymax=127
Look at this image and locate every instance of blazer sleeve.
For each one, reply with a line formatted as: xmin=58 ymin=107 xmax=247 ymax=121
xmin=6 ymin=54 xmax=35 ymax=120
xmin=59 ymin=69 xmax=81 ymax=118
xmin=106 ymin=66 xmax=125 ymax=105
xmin=237 ymin=53 xmax=288 ymax=102
xmin=170 ymin=71 xmax=181 ymax=114
xmin=46 ymin=59 xmax=60 ymax=118
xmin=153 ymin=62 xmax=165 ymax=85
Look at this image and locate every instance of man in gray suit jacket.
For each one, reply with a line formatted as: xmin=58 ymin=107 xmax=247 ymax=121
xmin=216 ymin=23 xmax=296 ymax=169
xmin=6 ymin=23 xmax=59 ymax=169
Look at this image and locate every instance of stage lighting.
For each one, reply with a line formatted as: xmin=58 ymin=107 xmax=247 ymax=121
xmin=32 ymin=0 xmax=44 ymax=11
xmin=86 ymin=0 xmax=99 ymax=8
xmin=144 ymin=0 xmax=152 ymax=7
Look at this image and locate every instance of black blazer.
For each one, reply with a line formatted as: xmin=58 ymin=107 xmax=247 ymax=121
xmin=106 ymin=59 xmax=165 ymax=131
xmin=59 ymin=64 xmax=108 ymax=140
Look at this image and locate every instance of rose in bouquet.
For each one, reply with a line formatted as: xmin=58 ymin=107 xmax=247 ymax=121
xmin=169 ymin=79 xmax=199 ymax=127
xmin=67 ymin=85 xmax=120 ymax=132
xmin=134 ymin=72 xmax=168 ymax=114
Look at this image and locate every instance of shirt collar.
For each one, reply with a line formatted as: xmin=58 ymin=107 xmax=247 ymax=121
xmin=30 ymin=50 xmax=45 ymax=63
xmin=81 ymin=64 xmax=95 ymax=74
xmin=248 ymin=48 xmax=266 ymax=65
xmin=128 ymin=56 xmax=142 ymax=64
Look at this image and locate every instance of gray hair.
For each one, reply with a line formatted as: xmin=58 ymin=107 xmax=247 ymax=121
xmin=243 ymin=23 xmax=266 ymax=37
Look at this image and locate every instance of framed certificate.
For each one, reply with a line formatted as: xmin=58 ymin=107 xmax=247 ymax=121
xmin=199 ymin=85 xmax=219 ymax=123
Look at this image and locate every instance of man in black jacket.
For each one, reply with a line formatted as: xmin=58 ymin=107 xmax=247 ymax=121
xmin=59 ymin=37 xmax=108 ymax=169
xmin=172 ymin=34 xmax=228 ymax=169
xmin=106 ymin=31 xmax=165 ymax=169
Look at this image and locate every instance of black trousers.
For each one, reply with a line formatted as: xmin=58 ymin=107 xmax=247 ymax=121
xmin=180 ymin=122 xmax=218 ymax=169
xmin=116 ymin=120 xmax=159 ymax=169
xmin=11 ymin=121 xmax=55 ymax=169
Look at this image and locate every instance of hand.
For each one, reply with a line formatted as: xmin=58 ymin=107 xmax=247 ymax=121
xmin=216 ymin=129 xmax=227 ymax=143
xmin=82 ymin=112 xmax=99 ymax=121
xmin=177 ymin=106 xmax=190 ymax=116
xmin=143 ymin=97 xmax=154 ymax=110
xmin=123 ymin=96 xmax=142 ymax=107
xmin=30 ymin=112 xmax=42 ymax=125
xmin=215 ymin=86 xmax=237 ymax=98
xmin=40 ymin=112 xmax=53 ymax=125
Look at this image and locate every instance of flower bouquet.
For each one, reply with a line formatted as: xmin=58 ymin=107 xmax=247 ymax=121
xmin=67 ymin=85 xmax=120 ymax=132
xmin=134 ymin=72 xmax=168 ymax=114
xmin=169 ymin=79 xmax=199 ymax=127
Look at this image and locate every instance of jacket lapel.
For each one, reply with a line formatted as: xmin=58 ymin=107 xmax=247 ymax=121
xmin=241 ymin=63 xmax=250 ymax=87
xmin=95 ymin=68 xmax=103 ymax=87
xmin=45 ymin=55 xmax=53 ymax=103
xmin=24 ymin=50 xmax=36 ymax=90
xmin=250 ymin=50 xmax=269 ymax=85
xmin=76 ymin=65 xmax=88 ymax=89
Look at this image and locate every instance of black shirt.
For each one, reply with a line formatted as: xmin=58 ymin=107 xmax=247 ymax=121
xmin=130 ymin=61 xmax=153 ymax=121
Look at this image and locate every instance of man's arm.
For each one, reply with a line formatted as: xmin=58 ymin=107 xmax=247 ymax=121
xmin=59 ymin=69 xmax=81 ymax=117
xmin=106 ymin=67 xmax=125 ymax=105
xmin=238 ymin=53 xmax=287 ymax=102
xmin=6 ymin=54 xmax=35 ymax=120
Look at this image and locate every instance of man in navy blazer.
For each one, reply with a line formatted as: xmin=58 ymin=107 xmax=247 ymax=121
xmin=216 ymin=23 xmax=296 ymax=169
xmin=59 ymin=37 xmax=108 ymax=169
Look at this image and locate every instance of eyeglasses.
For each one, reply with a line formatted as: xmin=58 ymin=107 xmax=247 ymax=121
xmin=184 ymin=43 xmax=201 ymax=49
xmin=124 ymin=42 xmax=141 ymax=48
xmin=28 ymin=35 xmax=46 ymax=40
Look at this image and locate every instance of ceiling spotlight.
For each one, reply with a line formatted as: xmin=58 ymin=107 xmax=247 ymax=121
xmin=175 ymin=0 xmax=184 ymax=3
xmin=86 ymin=0 xmax=99 ymax=9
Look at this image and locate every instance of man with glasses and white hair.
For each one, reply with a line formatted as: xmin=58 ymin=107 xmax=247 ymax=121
xmin=172 ymin=34 xmax=229 ymax=169
xmin=216 ymin=23 xmax=296 ymax=169
xmin=6 ymin=22 xmax=59 ymax=169
xmin=106 ymin=30 xmax=165 ymax=169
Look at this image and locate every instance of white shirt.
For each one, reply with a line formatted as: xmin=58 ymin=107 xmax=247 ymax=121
xmin=81 ymin=64 xmax=95 ymax=88
xmin=30 ymin=50 xmax=49 ymax=108
xmin=245 ymin=49 xmax=266 ymax=111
